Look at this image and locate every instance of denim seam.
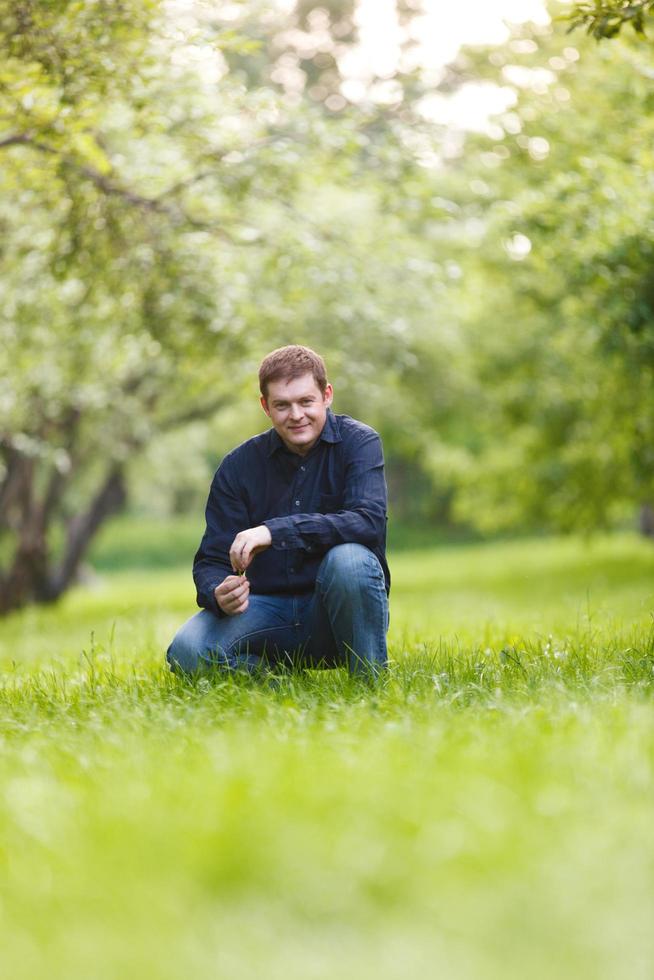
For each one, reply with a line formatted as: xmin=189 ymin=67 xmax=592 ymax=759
xmin=199 ymin=620 xmax=302 ymax=669
xmin=357 ymin=574 xmax=386 ymax=669
xmin=221 ymin=622 xmax=297 ymax=645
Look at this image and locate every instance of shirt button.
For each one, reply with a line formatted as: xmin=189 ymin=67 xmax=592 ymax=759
xmin=295 ymin=499 xmax=300 ymax=506
xmin=290 ymin=567 xmax=295 ymax=573
xmin=300 ymin=466 xmax=306 ymax=472
xmin=281 ymin=541 xmax=286 ymax=548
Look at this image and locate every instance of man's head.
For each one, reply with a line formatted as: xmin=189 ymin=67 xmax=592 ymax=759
xmin=258 ymin=345 xmax=328 ymax=400
xmin=259 ymin=345 xmax=333 ymax=456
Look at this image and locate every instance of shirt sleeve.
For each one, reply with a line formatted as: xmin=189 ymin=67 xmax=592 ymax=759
xmin=263 ymin=428 xmax=387 ymax=553
xmin=192 ymin=457 xmax=250 ymax=614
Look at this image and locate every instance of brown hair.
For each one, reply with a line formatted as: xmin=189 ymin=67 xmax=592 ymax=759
xmin=258 ymin=345 xmax=328 ymax=398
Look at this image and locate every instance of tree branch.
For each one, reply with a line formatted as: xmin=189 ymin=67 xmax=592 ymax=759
xmin=0 ymin=133 xmax=34 ymax=149
xmin=0 ymin=131 xmax=180 ymax=216
xmin=156 ymin=394 xmax=232 ymax=432
xmin=0 ymin=131 xmax=249 ymax=238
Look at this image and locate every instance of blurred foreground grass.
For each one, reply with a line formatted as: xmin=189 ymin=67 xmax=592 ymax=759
xmin=0 ymin=517 xmax=653 ymax=980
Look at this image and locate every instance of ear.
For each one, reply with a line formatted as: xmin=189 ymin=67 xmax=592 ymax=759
xmin=260 ymin=395 xmax=271 ymax=418
xmin=324 ymin=383 xmax=334 ymax=408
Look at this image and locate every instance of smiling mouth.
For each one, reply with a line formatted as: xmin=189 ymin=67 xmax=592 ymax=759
xmin=289 ymin=423 xmax=309 ymax=431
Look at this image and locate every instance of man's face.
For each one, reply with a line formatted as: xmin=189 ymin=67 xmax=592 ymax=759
xmin=261 ymin=373 xmax=333 ymax=456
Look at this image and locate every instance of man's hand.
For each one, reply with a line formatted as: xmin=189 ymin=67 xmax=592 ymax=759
xmin=214 ymin=575 xmax=250 ymax=616
xmin=229 ymin=525 xmax=272 ymax=574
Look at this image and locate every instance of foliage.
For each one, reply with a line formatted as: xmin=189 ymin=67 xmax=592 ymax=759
xmin=566 ymin=0 xmax=654 ymax=38
xmin=0 ymin=0 xmax=451 ymax=610
xmin=6 ymin=0 xmax=654 ymax=613
xmin=425 ymin=9 xmax=654 ymax=534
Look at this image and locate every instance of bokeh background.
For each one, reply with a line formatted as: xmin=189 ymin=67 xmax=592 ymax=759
xmin=2 ymin=5 xmax=654 ymax=979
xmin=2 ymin=0 xmax=654 ymax=614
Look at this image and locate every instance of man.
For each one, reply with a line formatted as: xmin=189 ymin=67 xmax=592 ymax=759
xmin=166 ymin=344 xmax=390 ymax=677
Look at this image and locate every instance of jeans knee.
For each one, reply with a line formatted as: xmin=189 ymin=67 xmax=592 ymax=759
xmin=166 ymin=621 xmax=225 ymax=675
xmin=318 ymin=543 xmax=380 ymax=593
xmin=166 ymin=634 xmax=200 ymax=674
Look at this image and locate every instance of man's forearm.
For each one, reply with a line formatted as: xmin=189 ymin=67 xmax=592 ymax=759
xmin=264 ymin=506 xmax=385 ymax=553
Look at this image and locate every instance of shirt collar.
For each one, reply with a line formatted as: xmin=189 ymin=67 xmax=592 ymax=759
xmin=268 ymin=408 xmax=341 ymax=456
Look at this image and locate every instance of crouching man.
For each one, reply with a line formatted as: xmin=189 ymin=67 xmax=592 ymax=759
xmin=166 ymin=344 xmax=390 ymax=678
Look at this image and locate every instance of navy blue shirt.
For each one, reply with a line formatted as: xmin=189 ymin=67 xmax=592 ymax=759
xmin=193 ymin=410 xmax=390 ymax=614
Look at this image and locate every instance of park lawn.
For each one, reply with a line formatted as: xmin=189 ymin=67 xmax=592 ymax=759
xmin=0 ymin=520 xmax=653 ymax=979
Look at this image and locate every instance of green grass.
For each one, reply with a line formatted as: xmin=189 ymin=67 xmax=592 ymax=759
xmin=1 ymin=519 xmax=653 ymax=979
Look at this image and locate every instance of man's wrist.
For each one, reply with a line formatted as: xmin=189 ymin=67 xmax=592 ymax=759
xmin=262 ymin=518 xmax=301 ymax=550
xmin=211 ymin=581 xmax=227 ymax=616
xmin=256 ymin=525 xmax=273 ymax=546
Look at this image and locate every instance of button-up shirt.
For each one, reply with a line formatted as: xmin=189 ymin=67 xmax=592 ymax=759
xmin=193 ymin=410 xmax=390 ymax=614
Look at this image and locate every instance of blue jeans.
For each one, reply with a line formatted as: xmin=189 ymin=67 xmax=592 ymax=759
xmin=166 ymin=543 xmax=388 ymax=677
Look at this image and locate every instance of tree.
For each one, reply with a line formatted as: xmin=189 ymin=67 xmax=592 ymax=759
xmin=424 ymin=9 xmax=654 ymax=535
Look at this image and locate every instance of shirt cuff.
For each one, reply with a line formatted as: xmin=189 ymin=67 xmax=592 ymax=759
xmin=263 ymin=517 xmax=303 ymax=551
xmin=198 ymin=583 xmax=226 ymax=617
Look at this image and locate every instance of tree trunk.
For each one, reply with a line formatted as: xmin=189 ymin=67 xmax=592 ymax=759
xmin=0 ymin=449 xmax=50 ymax=613
xmin=639 ymin=502 xmax=654 ymax=538
xmin=0 ymin=444 xmax=34 ymax=531
xmin=0 ymin=389 xmax=228 ymax=615
xmin=0 ymin=462 xmax=127 ymax=614
xmin=0 ymin=528 xmax=50 ymax=614
xmin=46 ymin=463 xmax=127 ymax=601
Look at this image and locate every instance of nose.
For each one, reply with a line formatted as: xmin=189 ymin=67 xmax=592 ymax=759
xmin=289 ymin=403 xmax=304 ymax=421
